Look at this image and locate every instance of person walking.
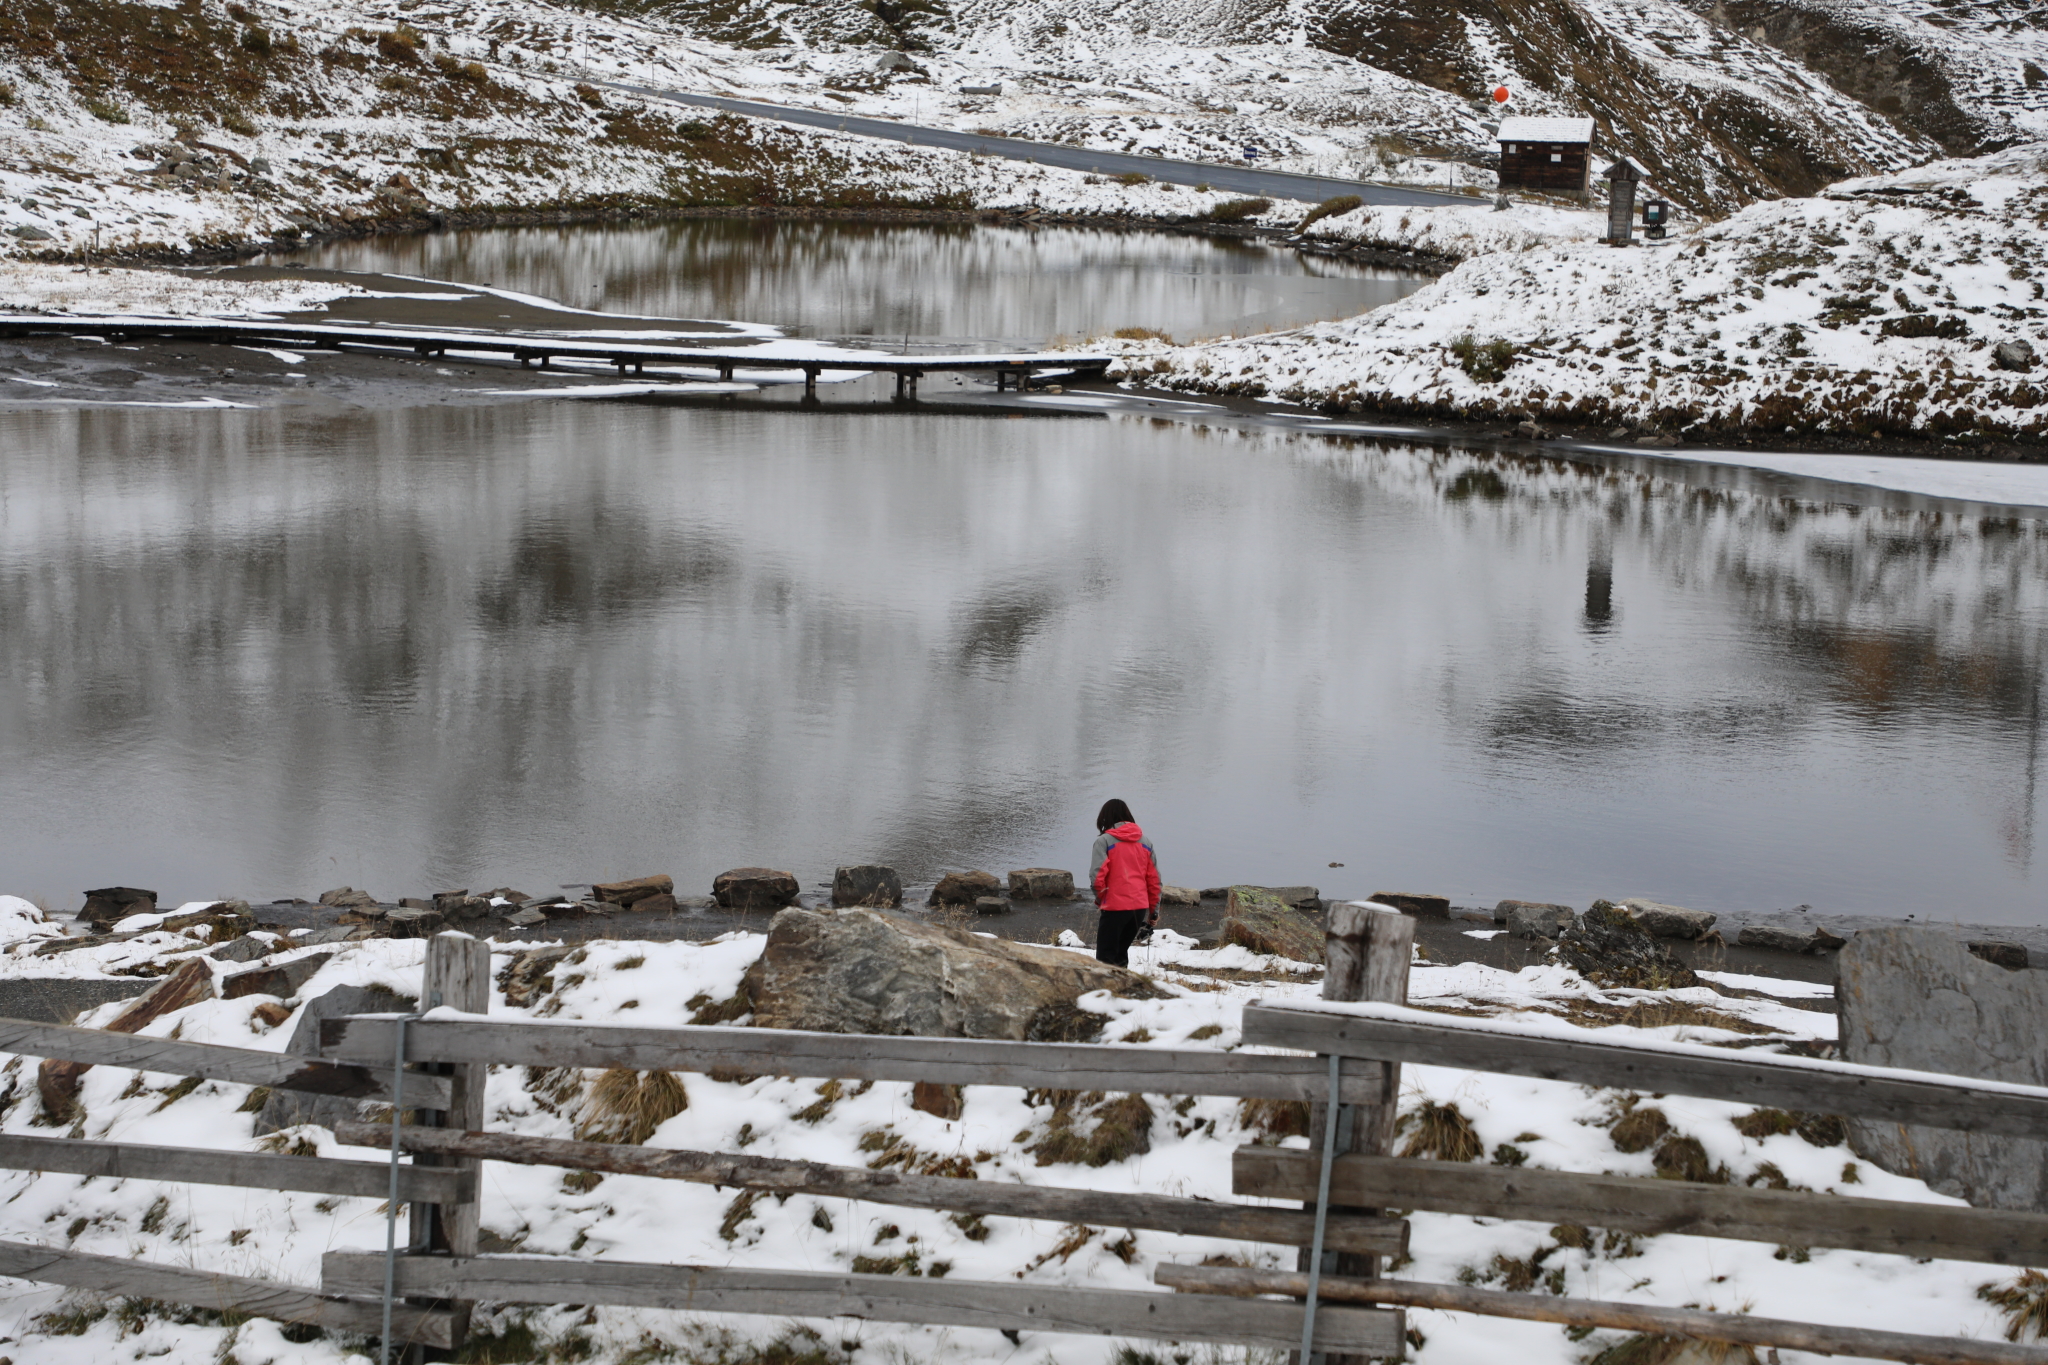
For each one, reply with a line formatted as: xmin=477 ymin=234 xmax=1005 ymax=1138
xmin=1088 ymin=798 xmax=1160 ymax=968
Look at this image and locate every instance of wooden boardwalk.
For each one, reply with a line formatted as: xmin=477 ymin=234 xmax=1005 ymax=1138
xmin=0 ymin=314 xmax=1112 ymax=396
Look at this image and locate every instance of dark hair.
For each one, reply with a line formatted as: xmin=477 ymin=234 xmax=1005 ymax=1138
xmin=1095 ymin=798 xmax=1135 ymax=833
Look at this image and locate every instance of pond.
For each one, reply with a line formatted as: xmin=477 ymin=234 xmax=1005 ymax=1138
xmin=2 ymin=220 xmax=2045 ymax=927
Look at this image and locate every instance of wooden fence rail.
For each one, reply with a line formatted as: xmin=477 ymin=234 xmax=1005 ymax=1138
xmin=1240 ymin=1000 xmax=2048 ymax=1137
xmin=0 ymin=1133 xmax=471 ymax=1205
xmin=317 ymin=1015 xmax=1390 ymax=1103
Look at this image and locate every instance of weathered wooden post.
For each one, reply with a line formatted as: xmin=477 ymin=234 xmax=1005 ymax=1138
xmin=1299 ymin=901 xmax=1415 ymax=1365
xmin=412 ymin=932 xmax=489 ymax=1359
xmin=1605 ymin=158 xmax=1643 ymax=246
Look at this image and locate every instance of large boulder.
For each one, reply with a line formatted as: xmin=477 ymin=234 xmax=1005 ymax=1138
xmin=80 ymin=886 xmax=156 ymax=930
xmin=1007 ymin=868 xmax=1076 ymax=901
xmin=1621 ymin=898 xmax=1717 ymax=940
xmin=1369 ymin=891 xmax=1446 ymax=917
xmin=741 ymin=907 xmax=1154 ymax=1039
xmin=318 ymin=886 xmax=378 ymax=911
xmin=1222 ymin=886 xmax=1324 ymax=963
xmin=714 ymin=867 xmax=800 ymax=911
xmin=592 ymin=875 xmax=674 ymax=908
xmin=927 ymin=870 xmax=1001 ymax=906
xmin=1505 ymin=901 xmax=1574 ymax=940
xmin=1559 ymin=901 xmax=1696 ymax=989
xmin=833 ymin=865 xmax=902 ymax=908
xmin=255 ymin=983 xmax=415 ymax=1134
xmin=1839 ymin=927 xmax=2048 ymax=1212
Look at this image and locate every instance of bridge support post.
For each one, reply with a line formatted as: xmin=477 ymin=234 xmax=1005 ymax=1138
xmin=803 ymin=368 xmax=819 ymax=396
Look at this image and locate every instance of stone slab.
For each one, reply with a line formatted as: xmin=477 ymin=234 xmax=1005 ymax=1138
xmin=0 ymin=979 xmax=149 ymax=1025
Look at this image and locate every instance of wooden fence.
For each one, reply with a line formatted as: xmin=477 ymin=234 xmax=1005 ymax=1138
xmin=0 ymin=920 xmax=2045 ymax=1363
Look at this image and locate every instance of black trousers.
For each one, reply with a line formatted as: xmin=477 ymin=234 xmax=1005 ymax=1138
xmin=1096 ymin=910 xmax=1143 ymax=967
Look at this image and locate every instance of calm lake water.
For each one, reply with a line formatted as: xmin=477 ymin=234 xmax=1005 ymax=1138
xmin=3 ymin=221 xmax=2046 ymax=926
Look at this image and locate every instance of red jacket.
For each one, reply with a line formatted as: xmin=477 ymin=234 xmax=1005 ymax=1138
xmin=1091 ymin=822 xmax=1161 ymax=911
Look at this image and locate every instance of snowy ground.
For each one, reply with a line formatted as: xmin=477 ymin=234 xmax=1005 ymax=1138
xmin=1103 ymin=142 xmax=2048 ymax=442
xmin=0 ymin=896 xmax=2028 ymax=1365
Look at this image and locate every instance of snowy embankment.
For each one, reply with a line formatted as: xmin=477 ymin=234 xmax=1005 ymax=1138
xmin=0 ymin=893 xmax=2029 ymax=1365
xmin=1106 ymin=144 xmax=2048 ymax=442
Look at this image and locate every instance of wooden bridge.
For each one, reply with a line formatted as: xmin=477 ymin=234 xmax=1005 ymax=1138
xmin=0 ymin=314 xmax=1112 ymax=397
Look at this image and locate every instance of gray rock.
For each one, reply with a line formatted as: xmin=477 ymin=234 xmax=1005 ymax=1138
xmin=222 ymin=951 xmax=335 ymax=1000
xmin=1736 ymin=923 xmax=1846 ymax=954
xmin=1506 ymin=901 xmax=1575 ymax=940
xmin=1495 ymin=898 xmax=1574 ymax=925
xmin=499 ymin=944 xmax=579 ymax=1008
xmin=207 ymin=933 xmax=280 ymax=962
xmin=1622 ymin=898 xmax=1717 ymax=940
xmin=10 ymin=226 xmax=52 ymax=242
xmin=973 ymin=896 xmax=1013 ymax=915
xmin=676 ymin=895 xmax=717 ymax=911
xmin=0 ymin=978 xmax=147 ymax=1024
xmin=714 ymin=867 xmax=801 ymax=911
xmin=504 ymin=908 xmax=546 ymax=926
xmin=1369 ymin=891 xmax=1445 ymax=917
xmin=1007 ymin=868 xmax=1075 ymax=901
xmin=254 ymin=983 xmax=414 ymax=1134
xmin=293 ymin=926 xmax=370 ymax=945
xmin=927 ymin=870 xmax=1002 ymax=906
xmin=384 ymin=906 xmax=444 ymax=936
xmin=833 ymin=865 xmax=903 ymax=908
xmin=1994 ymin=339 xmax=2037 ymax=372
xmin=1839 ymin=926 xmax=2048 ymax=1211
xmin=1222 ymin=886 xmax=1324 ymax=963
xmin=79 ymin=886 xmax=156 ymax=930
xmin=1159 ymin=885 xmax=1202 ymax=906
xmin=741 ymin=906 xmax=1153 ymax=1039
xmin=317 ymin=886 xmax=378 ymax=911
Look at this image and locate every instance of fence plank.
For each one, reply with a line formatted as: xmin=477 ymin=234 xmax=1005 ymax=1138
xmin=321 ymin=1253 xmax=1404 ymax=1353
xmin=0 ymin=1132 xmax=471 ymax=1204
xmin=1156 ymin=1264 xmax=2048 ymax=1365
xmin=331 ymin=1122 xmax=1408 ymax=1255
xmin=1239 ymin=1002 xmax=2048 ymax=1137
xmin=1234 ymin=1149 xmax=2048 ymax=1266
xmin=0 ymin=1017 xmax=450 ymax=1109
xmin=0 ymin=1239 xmax=452 ymax=1348
xmin=319 ymin=1017 xmax=1387 ymax=1103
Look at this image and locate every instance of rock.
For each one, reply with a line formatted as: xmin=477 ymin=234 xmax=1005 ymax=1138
xmin=254 ymin=983 xmax=414 ymax=1134
xmin=1370 ymin=891 xmax=1447 ymax=918
xmin=592 ymin=874 xmax=674 ymax=907
xmin=1495 ymin=898 xmax=1572 ymax=924
xmin=1969 ymin=941 xmax=2030 ymax=971
xmin=317 ymin=886 xmax=378 ymax=911
xmin=1265 ymin=886 xmax=1322 ymax=910
xmin=1007 ymin=869 xmax=1076 ymax=901
xmin=1736 ymin=923 xmax=1846 ymax=954
xmin=294 ymin=925 xmax=371 ymax=945
xmin=1839 ymin=926 xmax=2048 ymax=1211
xmin=677 ymin=895 xmax=717 ymax=911
xmin=1516 ymin=419 xmax=1548 ymax=439
xmin=714 ymin=867 xmax=801 ymax=911
xmin=499 ymin=944 xmax=578 ymax=1008
xmin=481 ymin=887 xmax=531 ymax=903
xmin=927 ymin=870 xmax=1002 ymax=906
xmin=10 ymin=226 xmax=52 ymax=242
xmin=1160 ymin=885 xmax=1202 ymax=906
xmin=743 ymin=907 xmax=1155 ymax=1039
xmin=398 ymin=897 xmax=435 ymax=911
xmin=80 ymin=886 xmax=156 ymax=930
xmin=1505 ymin=902 xmax=1575 ymax=940
xmin=1222 ymin=886 xmax=1324 ymax=963
xmin=911 ymin=1080 xmax=964 ymax=1119
xmin=0 ymin=979 xmax=147 ymax=1025
xmin=39 ymin=958 xmax=214 ymax=1120
xmin=1559 ymin=901 xmax=1697 ymax=989
xmin=504 ymin=908 xmax=546 ymax=927
xmin=1994 ymin=339 xmax=2037 ymax=371
xmin=160 ymin=902 xmax=255 ymax=942
xmin=974 ymin=896 xmax=1012 ymax=916
xmin=207 ymin=933 xmax=278 ymax=963
xmin=1200 ymin=888 xmax=1231 ymax=901
xmin=384 ymin=905 xmax=445 ymax=936
xmin=1621 ymin=898 xmax=1717 ymax=940
xmin=222 ymin=951 xmax=335 ymax=1000
xmin=833 ymin=865 xmax=903 ymax=908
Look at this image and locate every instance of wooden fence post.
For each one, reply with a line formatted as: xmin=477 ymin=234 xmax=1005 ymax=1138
xmin=413 ymin=932 xmax=489 ymax=1360
xmin=1300 ymin=902 xmax=1414 ymax=1365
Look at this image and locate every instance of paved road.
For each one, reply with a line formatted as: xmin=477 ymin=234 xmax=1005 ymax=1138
xmin=597 ymin=82 xmax=1474 ymax=209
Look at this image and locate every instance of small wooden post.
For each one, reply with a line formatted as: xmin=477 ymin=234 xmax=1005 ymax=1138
xmin=412 ymin=932 xmax=489 ymax=1360
xmin=1299 ymin=901 xmax=1414 ymax=1365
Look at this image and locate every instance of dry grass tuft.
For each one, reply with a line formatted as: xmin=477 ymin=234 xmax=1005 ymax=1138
xmin=1731 ymin=1108 xmax=1846 ymax=1147
xmin=1610 ymin=1104 xmax=1672 ymax=1154
xmin=1982 ymin=1270 xmax=2048 ymax=1341
xmin=1237 ymin=1097 xmax=1310 ymax=1142
xmin=1029 ymin=1093 xmax=1155 ymax=1167
xmin=1113 ymin=326 xmax=1175 ymax=343
xmin=574 ymin=1068 xmax=688 ymax=1145
xmin=1398 ymin=1100 xmax=1483 ymax=1162
xmin=688 ymin=986 xmax=753 ymax=1024
xmin=1590 ymin=1335 xmax=1759 ymax=1365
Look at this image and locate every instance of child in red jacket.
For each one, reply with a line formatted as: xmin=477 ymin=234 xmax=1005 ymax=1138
xmin=1088 ymin=798 xmax=1160 ymax=967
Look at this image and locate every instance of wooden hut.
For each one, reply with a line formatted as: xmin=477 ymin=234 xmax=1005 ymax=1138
xmin=1496 ymin=116 xmax=1596 ymax=195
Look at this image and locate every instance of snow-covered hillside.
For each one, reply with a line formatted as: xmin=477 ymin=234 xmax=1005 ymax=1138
xmin=1104 ymin=142 xmax=2048 ymax=442
xmin=0 ymin=900 xmax=2029 ymax=1365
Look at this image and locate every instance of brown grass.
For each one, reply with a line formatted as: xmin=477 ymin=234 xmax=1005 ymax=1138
xmin=1982 ymin=1270 xmax=2048 ymax=1341
xmin=1591 ymin=1336 xmax=1759 ymax=1365
xmin=1398 ymin=1100 xmax=1483 ymax=1162
xmin=572 ymin=1068 xmax=688 ymax=1144
xmin=1731 ymin=1108 xmax=1847 ymax=1146
xmin=1028 ymin=1093 xmax=1154 ymax=1167
xmin=1610 ymin=1104 xmax=1671 ymax=1154
xmin=1238 ymin=1097 xmax=1310 ymax=1142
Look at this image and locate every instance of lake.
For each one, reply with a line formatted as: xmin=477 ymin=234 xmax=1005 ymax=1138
xmin=2 ymin=219 xmax=2044 ymax=927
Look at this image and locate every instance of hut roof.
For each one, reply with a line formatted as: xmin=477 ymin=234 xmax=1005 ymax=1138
xmin=1496 ymin=116 xmax=1596 ymax=144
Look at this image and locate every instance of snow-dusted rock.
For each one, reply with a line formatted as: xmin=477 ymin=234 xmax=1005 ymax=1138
xmin=1505 ymin=900 xmax=1576 ymax=940
xmin=1222 ymin=885 xmax=1323 ymax=962
xmin=1621 ymin=898 xmax=1717 ymax=940
xmin=1559 ymin=900 xmax=1697 ymax=989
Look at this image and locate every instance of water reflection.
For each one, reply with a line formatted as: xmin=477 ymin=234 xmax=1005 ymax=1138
xmin=269 ymin=218 xmax=1423 ymax=347
xmin=1 ymin=404 xmax=2044 ymax=924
